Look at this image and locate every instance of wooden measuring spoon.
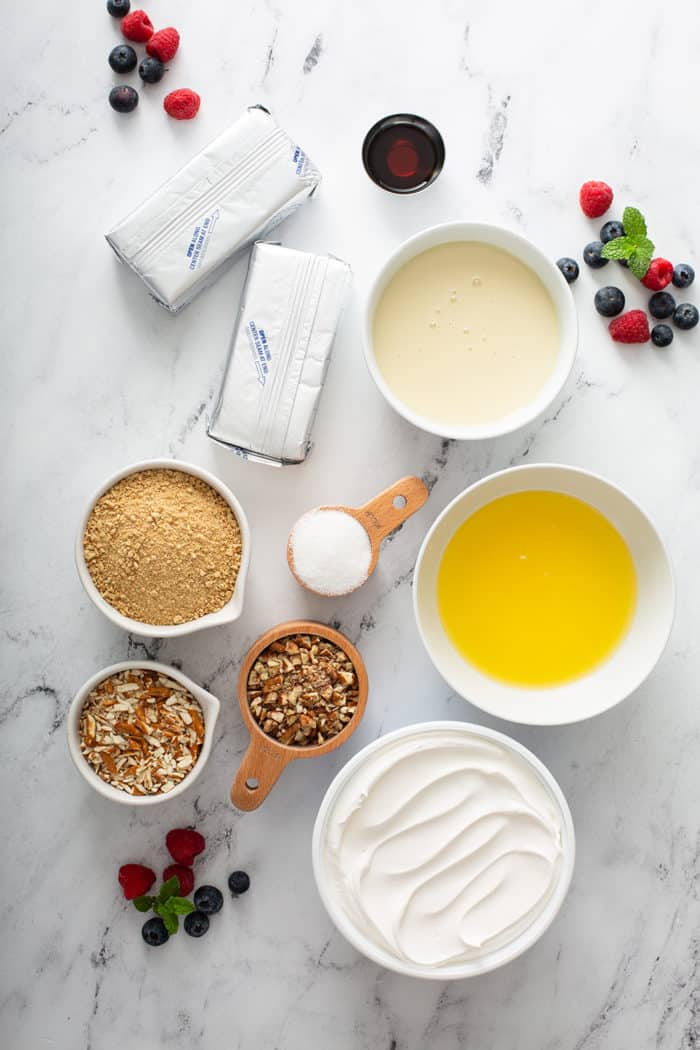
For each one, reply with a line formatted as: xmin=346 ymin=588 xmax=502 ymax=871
xmin=287 ymin=475 xmax=429 ymax=597
xmin=230 ymin=621 xmax=369 ymax=811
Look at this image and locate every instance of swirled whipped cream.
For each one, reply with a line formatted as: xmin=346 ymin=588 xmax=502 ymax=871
xmin=323 ymin=728 xmax=564 ymax=967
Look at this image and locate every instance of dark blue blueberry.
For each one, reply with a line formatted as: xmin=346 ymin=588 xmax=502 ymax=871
xmin=651 ymin=324 xmax=673 ymax=348
xmin=184 ymin=911 xmax=210 ymax=938
xmin=672 ymin=263 xmax=695 ymax=289
xmin=193 ymin=886 xmax=223 ymax=915
xmin=649 ymin=291 xmax=676 ymax=319
xmin=600 ymin=220 xmax=625 ymax=243
xmin=583 ymin=241 xmax=608 ymax=269
xmin=556 ymin=257 xmax=579 ymax=283
xmin=108 ymin=44 xmax=137 ymax=74
xmin=228 ymin=870 xmax=250 ymax=896
xmin=109 ymin=85 xmax=139 ymax=113
xmin=594 ymin=286 xmax=625 ymax=318
xmin=107 ymin=0 xmax=130 ymax=14
xmin=142 ymin=917 xmax=169 ymax=946
xmin=673 ymin=303 xmax=699 ymax=330
xmin=138 ymin=57 xmax=165 ymax=84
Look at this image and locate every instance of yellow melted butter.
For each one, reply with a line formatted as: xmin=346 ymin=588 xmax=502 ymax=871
xmin=437 ymin=491 xmax=638 ymax=687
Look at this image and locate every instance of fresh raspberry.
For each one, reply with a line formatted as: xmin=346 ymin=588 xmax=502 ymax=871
xmin=579 ymin=181 xmax=614 ymax=219
xmin=163 ymin=864 xmax=194 ymax=896
xmin=641 ymin=258 xmax=674 ymax=291
xmin=121 ymin=10 xmax=154 ymax=42
xmin=163 ymin=89 xmax=201 ymax=121
xmin=166 ymin=828 xmax=205 ymax=865
xmin=147 ymin=27 xmax=180 ymax=62
xmin=608 ymin=310 xmax=650 ymax=344
xmin=118 ymin=864 xmax=156 ymax=900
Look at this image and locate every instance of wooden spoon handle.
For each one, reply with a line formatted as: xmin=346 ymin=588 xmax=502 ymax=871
xmin=230 ymin=738 xmax=294 ymax=811
xmin=357 ymin=476 xmax=429 ymax=545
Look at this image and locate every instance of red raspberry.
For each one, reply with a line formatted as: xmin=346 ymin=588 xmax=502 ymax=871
xmin=608 ymin=310 xmax=650 ymax=344
xmin=163 ymin=864 xmax=194 ymax=896
xmin=147 ymin=27 xmax=180 ymax=62
xmin=121 ymin=10 xmax=154 ymax=42
xmin=641 ymin=258 xmax=674 ymax=291
xmin=164 ymin=89 xmax=201 ymax=121
xmin=165 ymin=828 xmax=205 ymax=865
xmin=579 ymin=180 xmax=614 ymax=219
xmin=118 ymin=864 xmax=156 ymax=900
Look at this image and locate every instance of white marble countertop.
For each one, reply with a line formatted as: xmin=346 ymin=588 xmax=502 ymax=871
xmin=3 ymin=1 xmax=699 ymax=1047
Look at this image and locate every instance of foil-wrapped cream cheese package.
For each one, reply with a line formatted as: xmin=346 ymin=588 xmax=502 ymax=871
xmin=105 ymin=106 xmax=321 ymax=312
xmin=208 ymin=242 xmax=351 ymax=465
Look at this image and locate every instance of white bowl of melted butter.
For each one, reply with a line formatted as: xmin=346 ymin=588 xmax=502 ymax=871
xmin=364 ymin=222 xmax=578 ymax=439
xmin=312 ymin=722 xmax=574 ymax=979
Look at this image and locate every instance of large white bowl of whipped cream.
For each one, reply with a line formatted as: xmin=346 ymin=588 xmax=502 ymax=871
xmin=312 ymin=722 xmax=575 ymax=979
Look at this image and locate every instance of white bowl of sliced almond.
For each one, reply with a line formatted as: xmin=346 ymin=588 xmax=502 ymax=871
xmin=67 ymin=661 xmax=220 ymax=806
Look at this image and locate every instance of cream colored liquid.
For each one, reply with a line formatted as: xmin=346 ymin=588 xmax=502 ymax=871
xmin=372 ymin=242 xmax=560 ymax=425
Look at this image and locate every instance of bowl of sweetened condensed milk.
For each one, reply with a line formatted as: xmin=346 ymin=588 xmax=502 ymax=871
xmin=363 ymin=221 xmax=578 ymax=439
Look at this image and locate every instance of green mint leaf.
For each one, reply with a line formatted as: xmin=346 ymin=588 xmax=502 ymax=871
xmin=133 ymin=895 xmax=154 ymax=913
xmin=622 ymin=206 xmax=647 ymax=239
xmin=169 ymin=897 xmax=195 ymax=916
xmin=158 ymin=876 xmax=180 ymax=904
xmin=162 ymin=911 xmax=179 ymax=936
xmin=629 ymin=252 xmax=651 ymax=280
xmin=601 ymin=236 xmax=635 ymax=260
xmin=636 ymin=236 xmax=655 ymax=257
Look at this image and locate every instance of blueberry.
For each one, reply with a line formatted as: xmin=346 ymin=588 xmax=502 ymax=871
xmin=618 ymin=259 xmax=629 ymax=268
xmin=556 ymin=257 xmax=579 ymax=284
xmin=651 ymin=324 xmax=673 ymax=348
xmin=193 ymin=886 xmax=223 ymax=915
xmin=107 ymin=0 xmax=130 ymax=14
xmin=600 ymin=220 xmax=625 ymax=243
xmin=109 ymin=85 xmax=139 ymax=113
xmin=648 ymin=291 xmax=676 ymax=319
xmin=138 ymin=57 xmax=165 ymax=84
xmin=583 ymin=241 xmax=608 ymax=269
xmin=673 ymin=303 xmax=699 ymax=330
xmin=184 ymin=910 xmax=210 ymax=937
xmin=228 ymin=870 xmax=250 ymax=896
xmin=109 ymin=44 xmax=137 ymax=74
xmin=672 ymin=263 xmax=695 ymax=289
xmin=142 ymin=917 xmax=169 ymax=946
xmin=594 ymin=286 xmax=625 ymax=318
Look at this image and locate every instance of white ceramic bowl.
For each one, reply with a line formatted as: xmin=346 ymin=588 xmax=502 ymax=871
xmin=414 ymin=464 xmax=675 ymax=725
xmin=312 ymin=721 xmax=575 ymax=979
xmin=362 ymin=221 xmax=578 ymax=440
xmin=75 ymin=459 xmax=251 ymax=638
xmin=67 ymin=660 xmax=220 ymax=805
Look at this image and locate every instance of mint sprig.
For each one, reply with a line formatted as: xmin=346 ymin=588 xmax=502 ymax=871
xmin=600 ymin=206 xmax=654 ymax=279
xmin=132 ymin=875 xmax=194 ymax=934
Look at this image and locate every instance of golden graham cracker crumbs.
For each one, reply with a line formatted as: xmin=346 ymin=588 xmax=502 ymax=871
xmin=83 ymin=468 xmax=242 ymax=625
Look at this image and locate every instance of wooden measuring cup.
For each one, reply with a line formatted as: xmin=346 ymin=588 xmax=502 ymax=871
xmin=287 ymin=475 xmax=429 ymax=596
xmin=230 ymin=621 xmax=369 ymax=811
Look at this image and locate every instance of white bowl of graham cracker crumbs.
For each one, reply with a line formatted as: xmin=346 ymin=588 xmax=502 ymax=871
xmin=75 ymin=459 xmax=250 ymax=637
xmin=67 ymin=661 xmax=221 ymax=805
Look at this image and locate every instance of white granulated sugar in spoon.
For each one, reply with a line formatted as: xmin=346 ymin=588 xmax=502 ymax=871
xmin=290 ymin=509 xmax=372 ymax=596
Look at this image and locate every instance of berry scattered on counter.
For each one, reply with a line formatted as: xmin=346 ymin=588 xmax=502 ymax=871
xmin=107 ymin=0 xmax=130 ymax=16
xmin=608 ymin=310 xmax=650 ymax=344
xmin=673 ymin=303 xmax=699 ymax=330
xmin=184 ymin=910 xmax=210 ymax=938
xmin=163 ymin=864 xmax=194 ymax=896
xmin=194 ymin=885 xmax=224 ymax=915
xmin=641 ymin=258 xmax=674 ymax=291
xmin=672 ymin=263 xmax=695 ymax=289
xmin=594 ymin=286 xmax=625 ymax=318
xmin=121 ymin=9 xmax=154 ymax=42
xmin=648 ymin=291 xmax=676 ymax=319
xmin=118 ymin=864 xmax=156 ymax=900
xmin=109 ymin=44 xmax=137 ymax=74
xmin=651 ymin=324 xmax=674 ymax=348
xmin=147 ymin=27 xmax=180 ymax=63
xmin=600 ymin=220 xmax=625 ymax=244
xmin=142 ymin=916 xmax=169 ymax=946
xmin=166 ymin=828 xmax=206 ymax=866
xmin=139 ymin=56 xmax=165 ymax=83
xmin=579 ymin=181 xmax=614 ymax=219
xmin=109 ymin=85 xmax=139 ymax=113
xmin=583 ymin=241 xmax=609 ymax=269
xmin=556 ymin=257 xmax=579 ymax=284
xmin=228 ymin=870 xmax=251 ymax=896
xmin=164 ymin=89 xmax=201 ymax=120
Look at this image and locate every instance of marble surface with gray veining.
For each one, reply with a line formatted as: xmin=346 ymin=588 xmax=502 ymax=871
xmin=2 ymin=1 xmax=699 ymax=1047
